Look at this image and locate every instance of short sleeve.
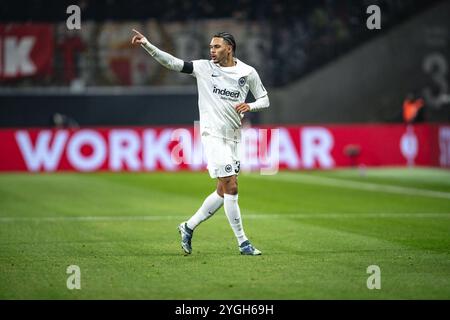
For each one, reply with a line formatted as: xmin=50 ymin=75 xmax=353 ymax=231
xmin=191 ymin=60 xmax=210 ymax=78
xmin=248 ymin=69 xmax=268 ymax=99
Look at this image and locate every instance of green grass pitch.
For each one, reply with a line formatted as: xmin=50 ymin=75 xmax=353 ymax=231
xmin=0 ymin=168 xmax=449 ymax=299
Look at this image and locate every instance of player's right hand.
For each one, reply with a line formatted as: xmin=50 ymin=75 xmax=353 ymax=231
xmin=131 ymin=29 xmax=148 ymax=45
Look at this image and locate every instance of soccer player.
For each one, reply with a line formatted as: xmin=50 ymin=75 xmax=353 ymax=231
xmin=132 ymin=29 xmax=270 ymax=255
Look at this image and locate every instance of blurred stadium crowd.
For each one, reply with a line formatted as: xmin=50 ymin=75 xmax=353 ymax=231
xmin=0 ymin=0 xmax=441 ymax=88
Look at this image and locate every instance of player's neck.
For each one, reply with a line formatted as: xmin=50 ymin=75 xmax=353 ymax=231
xmin=219 ymin=56 xmax=236 ymax=67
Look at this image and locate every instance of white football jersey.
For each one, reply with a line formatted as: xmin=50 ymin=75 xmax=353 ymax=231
xmin=191 ymin=58 xmax=267 ymax=142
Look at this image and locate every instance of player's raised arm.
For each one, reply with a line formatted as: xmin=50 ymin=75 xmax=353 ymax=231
xmin=131 ymin=29 xmax=193 ymax=73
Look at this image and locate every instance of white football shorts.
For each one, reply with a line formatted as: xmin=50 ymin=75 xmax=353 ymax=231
xmin=202 ymin=134 xmax=241 ymax=179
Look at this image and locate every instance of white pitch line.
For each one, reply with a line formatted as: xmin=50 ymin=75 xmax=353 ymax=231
xmin=0 ymin=215 xmax=186 ymax=223
xmin=250 ymin=173 xmax=450 ymax=200
xmin=0 ymin=213 xmax=448 ymax=223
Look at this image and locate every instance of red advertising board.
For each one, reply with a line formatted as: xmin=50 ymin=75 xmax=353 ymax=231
xmin=0 ymin=24 xmax=54 ymax=79
xmin=0 ymin=124 xmax=448 ymax=172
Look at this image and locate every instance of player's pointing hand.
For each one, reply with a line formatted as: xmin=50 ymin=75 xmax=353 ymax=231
xmin=131 ymin=29 xmax=148 ymax=45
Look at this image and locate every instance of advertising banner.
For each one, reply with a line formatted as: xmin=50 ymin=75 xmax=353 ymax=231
xmin=0 ymin=124 xmax=446 ymax=172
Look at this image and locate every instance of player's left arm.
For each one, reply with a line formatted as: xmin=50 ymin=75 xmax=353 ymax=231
xmin=235 ymin=69 xmax=270 ymax=114
xmin=131 ymin=29 xmax=193 ymax=74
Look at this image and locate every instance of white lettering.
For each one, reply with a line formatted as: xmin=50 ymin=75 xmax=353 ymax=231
xmin=440 ymin=127 xmax=450 ymax=167
xmin=66 ymin=5 xmax=81 ymax=30
xmin=301 ymin=127 xmax=334 ymax=169
xmin=367 ymin=265 xmax=381 ymax=289
xmin=170 ymin=128 xmax=193 ymax=165
xmin=272 ymin=128 xmax=300 ymax=169
xmin=16 ymin=130 xmax=68 ymax=172
xmin=66 ymin=265 xmax=81 ymax=290
xmin=260 ymin=128 xmax=279 ymax=175
xmin=143 ymin=129 xmax=176 ymax=171
xmin=4 ymin=37 xmax=36 ymax=76
xmin=109 ymin=129 xmax=141 ymax=171
xmin=366 ymin=5 xmax=381 ymax=30
xmin=241 ymin=128 xmax=260 ymax=171
xmin=67 ymin=130 xmax=106 ymax=171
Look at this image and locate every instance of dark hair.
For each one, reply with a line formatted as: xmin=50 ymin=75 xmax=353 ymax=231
xmin=213 ymin=32 xmax=236 ymax=55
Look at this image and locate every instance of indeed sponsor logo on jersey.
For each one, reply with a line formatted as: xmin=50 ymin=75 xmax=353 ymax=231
xmin=213 ymin=86 xmax=240 ymax=99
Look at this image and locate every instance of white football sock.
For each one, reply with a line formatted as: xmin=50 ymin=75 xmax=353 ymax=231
xmin=223 ymin=193 xmax=248 ymax=246
xmin=187 ymin=191 xmax=223 ymax=230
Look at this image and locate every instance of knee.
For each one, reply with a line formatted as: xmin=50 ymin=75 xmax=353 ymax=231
xmin=223 ymin=177 xmax=238 ymax=195
xmin=227 ymin=185 xmax=238 ymax=195
xmin=216 ymin=184 xmax=224 ymax=197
